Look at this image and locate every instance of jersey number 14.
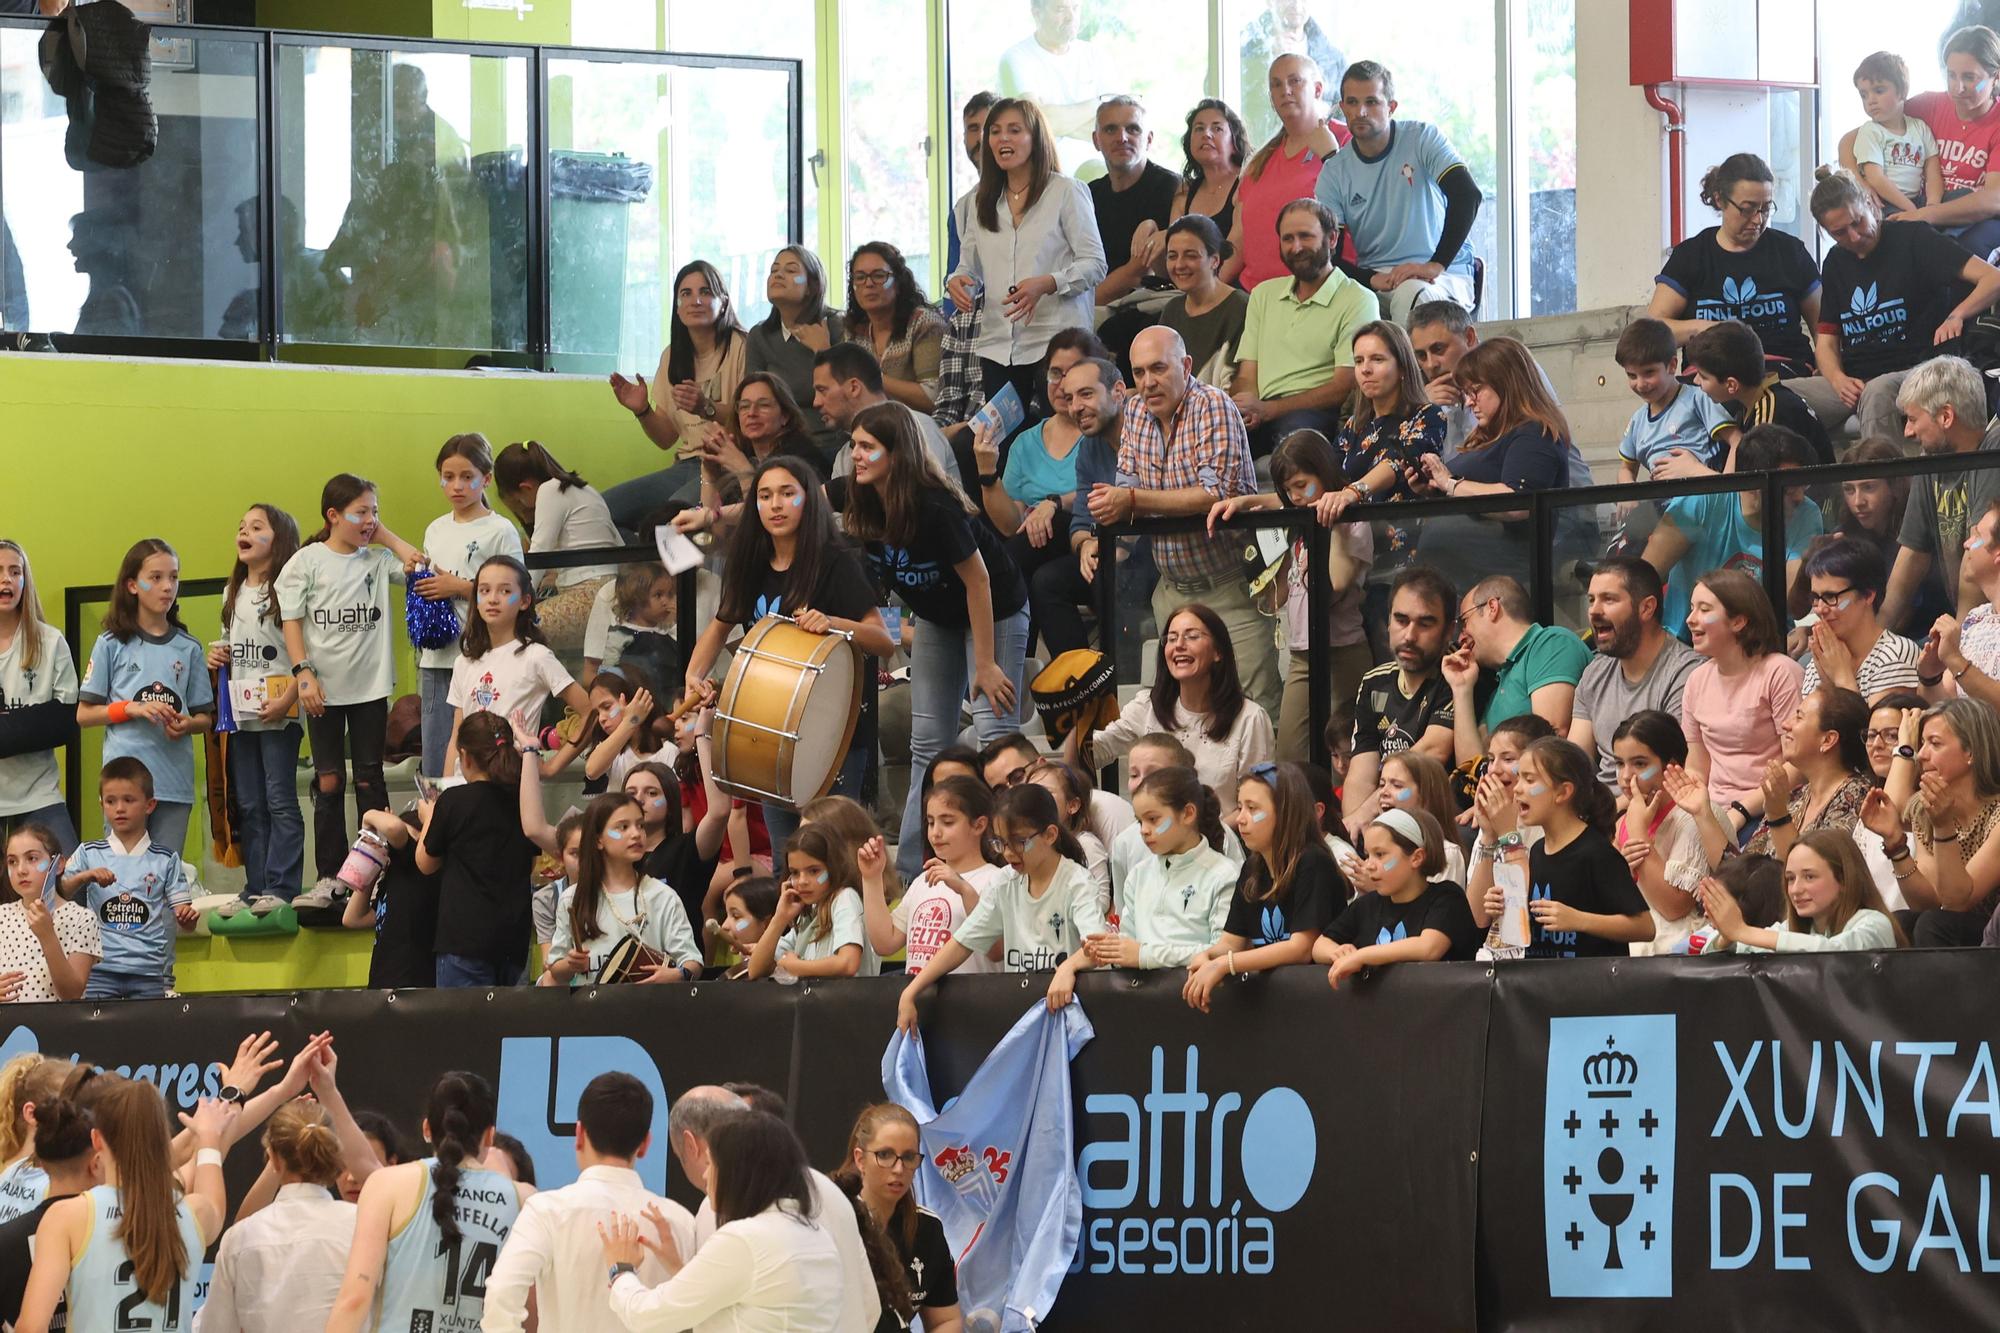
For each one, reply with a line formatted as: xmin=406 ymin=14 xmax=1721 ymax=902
xmin=437 ymin=1234 xmax=498 ymax=1307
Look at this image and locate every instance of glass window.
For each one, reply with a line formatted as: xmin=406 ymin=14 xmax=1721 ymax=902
xmin=0 ymin=28 xmax=259 ymax=341
xmin=571 ymin=0 xmax=661 ymax=49
xmin=844 ymin=0 xmax=934 ymax=295
xmin=276 ymin=43 xmax=531 ymax=354
xmin=666 ymin=63 xmax=797 ymax=326
xmin=1816 ymin=0 xmax=1965 ymax=211
xmin=545 ymin=55 xmax=670 ymax=373
xmin=1525 ymin=0 xmax=1577 ymax=315
xmin=1225 ymin=0 xmax=1346 ymax=148
xmin=948 ymin=0 xmax=1209 ymax=199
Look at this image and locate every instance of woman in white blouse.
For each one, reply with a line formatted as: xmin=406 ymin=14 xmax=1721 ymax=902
xmin=1068 ymin=603 xmax=1275 ymax=818
xmin=602 ymin=1111 xmax=844 ymax=1333
xmin=201 ymin=1098 xmax=357 ymax=1332
xmin=945 ymin=96 xmax=1106 ymax=413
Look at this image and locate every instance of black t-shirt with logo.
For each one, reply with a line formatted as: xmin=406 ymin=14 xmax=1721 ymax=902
xmin=1656 ymin=225 xmax=1822 ymax=371
xmin=1223 ymin=843 xmax=1345 ymax=945
xmin=1817 ymin=221 xmax=1973 ymax=380
xmin=1329 ymin=879 xmax=1482 ymax=960
xmin=864 ymin=492 xmax=1028 ymax=626
xmin=369 ymin=835 xmax=439 ymax=989
xmin=1089 ymin=161 xmax=1179 ymax=271
xmin=1525 ymin=827 xmax=1649 ymax=959
xmin=743 ymin=545 xmax=877 ymax=632
xmin=1350 ymin=662 xmax=1455 ymax=758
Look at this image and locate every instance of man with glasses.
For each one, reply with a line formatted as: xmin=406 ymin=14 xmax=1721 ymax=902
xmin=1797 ymin=538 xmax=1922 ymax=705
xmin=1311 ymin=61 xmax=1482 ymax=325
xmin=1442 ymin=574 xmax=1590 ymax=759
xmin=1343 ymin=565 xmax=1460 ymax=825
xmin=1568 ymin=557 xmax=1701 ymax=787
xmin=1091 ymin=97 xmax=1180 ymax=307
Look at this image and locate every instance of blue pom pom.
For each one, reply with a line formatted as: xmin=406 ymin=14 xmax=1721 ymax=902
xmin=405 ymin=567 xmax=462 ymax=650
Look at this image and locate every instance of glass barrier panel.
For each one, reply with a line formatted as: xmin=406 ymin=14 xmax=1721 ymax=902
xmin=666 ymin=61 xmax=794 ymax=328
xmin=1610 ymin=476 xmax=1764 ymax=647
xmin=0 ymin=28 xmax=260 ymax=341
xmin=275 ymin=42 xmax=529 ymax=354
xmin=545 ymin=55 xmax=668 ymax=375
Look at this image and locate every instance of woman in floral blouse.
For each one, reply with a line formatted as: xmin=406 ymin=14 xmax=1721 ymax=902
xmin=1314 ymin=320 xmax=1447 ymax=568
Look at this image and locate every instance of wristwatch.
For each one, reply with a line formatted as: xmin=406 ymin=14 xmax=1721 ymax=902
xmin=608 ymin=1261 xmax=637 ymax=1286
xmin=290 ymin=659 xmax=317 ymax=677
xmin=978 ymin=472 xmax=1001 ymax=487
xmin=218 ymin=1085 xmax=245 ymax=1105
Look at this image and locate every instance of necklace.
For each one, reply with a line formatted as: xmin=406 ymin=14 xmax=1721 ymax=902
xmin=603 ymin=882 xmax=648 ymax=937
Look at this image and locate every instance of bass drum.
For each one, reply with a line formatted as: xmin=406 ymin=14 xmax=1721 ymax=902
xmin=711 ymin=615 xmax=862 ymax=811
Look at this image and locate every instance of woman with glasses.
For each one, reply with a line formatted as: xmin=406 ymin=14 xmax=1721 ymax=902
xmin=1648 ymin=154 xmax=1823 ymax=384
xmin=1796 ymin=537 xmax=1923 ymax=705
xmin=833 ymin=1104 xmax=962 ymax=1333
xmin=843 ymin=242 xmax=946 ymax=414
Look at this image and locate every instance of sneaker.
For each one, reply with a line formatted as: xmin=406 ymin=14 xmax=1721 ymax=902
xmin=247 ymin=895 xmax=288 ymax=916
xmin=291 ymin=878 xmax=345 ymax=910
xmin=215 ymin=899 xmax=245 ymax=919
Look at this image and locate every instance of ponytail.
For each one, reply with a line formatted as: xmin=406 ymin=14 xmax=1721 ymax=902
xmin=425 ymin=1072 xmax=498 ymax=1245
xmin=1525 ymin=737 xmax=1619 ymax=837
xmin=264 ymin=1099 xmax=345 ymax=1188
xmin=1135 ymin=766 xmax=1227 ymax=853
xmin=0 ymin=1053 xmax=65 ymax=1164
xmin=494 ymin=441 xmax=588 ymax=495
xmin=94 ymin=1077 xmax=188 ymax=1305
xmin=995 ymin=783 xmax=1085 ymax=866
xmin=455 ymin=711 xmax=522 ymax=787
xmin=30 ymin=1065 xmax=101 ymax=1165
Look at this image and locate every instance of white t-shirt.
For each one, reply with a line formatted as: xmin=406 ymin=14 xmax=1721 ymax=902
xmin=223 ymin=583 xmax=296 ymax=734
xmin=893 ymin=862 xmax=1006 ymax=974
xmin=953 ymin=857 xmax=1107 ymax=972
xmin=997 ymin=33 xmax=1102 ymax=170
xmin=583 ymin=581 xmax=634 ymax=666
xmin=419 ymin=510 xmax=524 ymax=670
xmin=531 ymin=480 xmax=622 ymax=587
xmin=447 ymin=641 xmax=576 ymax=727
xmin=0 ymin=621 xmax=78 ymax=815
xmin=548 ymin=875 xmax=701 ymax=985
xmin=776 ymin=886 xmax=880 ymax=975
xmin=1855 ymin=115 xmax=1939 ymax=199
xmin=0 ymin=899 xmax=99 ymax=1003
xmin=274 ymin=544 xmax=404 ymax=705
xmin=1090 ymin=694 xmax=1277 ymax=818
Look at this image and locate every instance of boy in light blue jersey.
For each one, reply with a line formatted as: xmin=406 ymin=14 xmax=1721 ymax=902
xmin=59 ymin=757 xmax=195 ymax=999
xmin=1614 ymin=316 xmax=1739 ymax=481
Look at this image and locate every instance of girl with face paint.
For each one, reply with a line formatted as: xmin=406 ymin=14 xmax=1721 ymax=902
xmin=0 ymin=541 xmax=80 ymax=854
xmin=528 ymin=812 xmax=586 ymax=952
xmin=413 ymin=435 xmax=523 ymax=782
xmin=78 ymin=539 xmax=215 ymax=854
xmin=748 ymin=824 xmax=879 ymax=979
xmin=1471 ymin=737 xmax=1653 ymax=959
xmin=1700 ymin=829 xmax=1907 ymax=953
xmin=1314 ymin=808 xmax=1483 ymax=989
xmin=441 ymin=555 xmax=589 ymax=782
xmin=896 ymin=783 xmax=1102 ymax=1030
xmin=538 ymin=792 xmax=702 ymax=987
xmin=575 ymin=668 xmax=673 ymax=790
xmin=1612 ymin=709 xmax=1719 ymax=955
xmin=1373 ymin=752 xmax=1467 ymax=887
xmin=0 ymin=824 xmax=97 ymax=1002
xmin=862 ymin=776 xmax=1006 ymax=977
xmin=1081 ymin=766 xmax=1235 ymax=973
xmin=1182 ymin=763 xmax=1345 ymax=1012
xmin=1205 ymin=426 xmax=1377 ymax=762
xmin=209 ymin=505 xmax=306 ymax=900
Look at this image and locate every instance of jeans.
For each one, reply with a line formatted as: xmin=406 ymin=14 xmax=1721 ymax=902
xmin=436 ymin=953 xmax=526 ymax=989
xmin=305 ymin=699 xmax=389 ymax=880
xmin=1249 ymin=405 xmax=1346 ymax=459
xmin=1006 ymin=512 xmax=1072 ymax=656
xmin=419 ymin=666 xmax=454 ymax=780
xmin=84 ymin=970 xmax=165 ymax=1001
xmin=147 ymin=801 xmax=192 ymax=858
xmin=229 ymin=723 xmax=305 ymax=899
xmin=763 ymin=744 xmax=869 ymax=854
xmin=5 ymin=802 xmax=77 ymax=854
xmin=894 ymin=607 xmax=1032 ymax=880
xmin=603 ymin=460 xmax=702 ymax=533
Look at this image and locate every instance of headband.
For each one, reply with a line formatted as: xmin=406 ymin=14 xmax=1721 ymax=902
xmin=1370 ymin=808 xmax=1426 ymax=847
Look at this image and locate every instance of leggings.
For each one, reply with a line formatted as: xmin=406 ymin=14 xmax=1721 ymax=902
xmin=305 ymin=699 xmax=389 ymax=880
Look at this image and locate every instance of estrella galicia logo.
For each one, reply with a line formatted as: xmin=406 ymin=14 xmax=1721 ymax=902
xmin=496 ymin=1035 xmax=670 ymax=1193
xmin=1839 ymin=281 xmax=1908 ymax=346
xmin=1544 ymin=1015 xmax=1676 ymax=1298
xmin=1693 ymin=276 xmax=1792 ymax=324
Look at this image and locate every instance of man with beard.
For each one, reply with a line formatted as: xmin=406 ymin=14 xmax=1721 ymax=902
xmin=1444 ymin=574 xmax=1590 ymax=760
xmin=1881 ymin=354 xmax=2000 ymax=628
xmin=1230 ymin=198 xmax=1376 ymax=455
xmin=1568 ymin=557 xmax=1701 ymax=788
xmin=1342 ymin=565 xmax=1459 ymax=823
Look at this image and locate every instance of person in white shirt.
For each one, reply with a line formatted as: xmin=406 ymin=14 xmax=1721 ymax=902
xmin=603 ymin=1111 xmax=846 ymax=1333
xmin=483 ymin=1072 xmax=693 ymax=1333
xmin=494 ymin=441 xmax=626 ymax=652
xmin=443 ymin=555 xmax=589 ymax=778
xmin=200 ymin=1099 xmax=355 ymax=1333
xmin=666 ymin=1088 xmax=882 ymax=1333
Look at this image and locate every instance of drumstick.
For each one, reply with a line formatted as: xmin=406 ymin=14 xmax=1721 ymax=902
xmin=665 ymin=689 xmax=706 ymax=722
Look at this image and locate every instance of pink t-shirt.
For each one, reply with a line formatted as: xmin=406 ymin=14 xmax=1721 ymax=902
xmin=1237 ymin=123 xmax=1353 ymax=289
xmin=1907 ymin=92 xmax=2000 ymax=195
xmin=1680 ymin=654 xmax=1805 ymax=807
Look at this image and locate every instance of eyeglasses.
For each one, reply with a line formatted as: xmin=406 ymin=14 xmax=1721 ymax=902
xmin=1808 ymin=586 xmax=1856 ymax=608
xmin=1865 ymin=728 xmax=1901 ymax=745
xmin=868 ymin=1148 xmax=924 ymax=1169
xmin=850 ymin=270 xmax=894 ymax=287
xmin=1726 ymin=199 xmax=1776 ymax=219
xmin=999 ymin=832 xmax=1047 ymax=852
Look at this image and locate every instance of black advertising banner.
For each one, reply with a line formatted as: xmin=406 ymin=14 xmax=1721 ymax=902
xmin=0 ymin=966 xmax=1488 ymax=1331
xmin=1479 ymin=953 xmax=2000 ymax=1332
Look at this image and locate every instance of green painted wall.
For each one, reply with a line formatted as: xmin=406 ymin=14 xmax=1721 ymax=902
xmin=254 ymin=0 xmax=432 ymax=37
xmin=431 ymin=0 xmax=573 ymax=45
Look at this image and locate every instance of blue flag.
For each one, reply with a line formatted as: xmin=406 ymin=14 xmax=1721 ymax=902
xmin=883 ymin=1000 xmax=1093 ymax=1332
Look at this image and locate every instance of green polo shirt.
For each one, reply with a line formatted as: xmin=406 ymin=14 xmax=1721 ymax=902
xmin=1481 ymin=623 xmax=1593 ymax=733
xmin=1239 ymin=268 xmax=1377 ymax=400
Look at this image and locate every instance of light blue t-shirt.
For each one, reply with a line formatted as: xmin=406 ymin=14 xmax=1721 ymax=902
xmin=1618 ymin=384 xmax=1735 ymax=473
xmin=1660 ymin=491 xmax=1824 ymax=639
xmin=78 ymin=628 xmax=215 ymax=804
xmin=1312 ymin=119 xmax=1474 ymax=274
xmin=67 ymin=834 xmax=191 ymax=983
xmin=1001 ymin=420 xmax=1082 ymax=507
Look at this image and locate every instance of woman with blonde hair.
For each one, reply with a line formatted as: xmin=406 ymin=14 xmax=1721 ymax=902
xmin=0 ymin=540 xmax=80 ymax=850
xmin=0 ymin=1055 xmax=72 ymax=1224
xmin=202 ymin=1097 xmax=357 ymax=1330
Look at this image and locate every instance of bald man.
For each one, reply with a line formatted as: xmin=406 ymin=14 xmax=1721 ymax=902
xmin=665 ymin=1086 xmax=882 ymax=1332
xmin=1085 ymin=325 xmax=1280 ymax=716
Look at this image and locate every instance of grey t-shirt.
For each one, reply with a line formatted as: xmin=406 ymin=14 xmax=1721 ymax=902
xmin=1897 ymin=417 xmax=2000 ymax=596
xmin=1573 ymin=634 xmax=1703 ymax=785
xmin=1160 ymin=289 xmax=1250 ymax=381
